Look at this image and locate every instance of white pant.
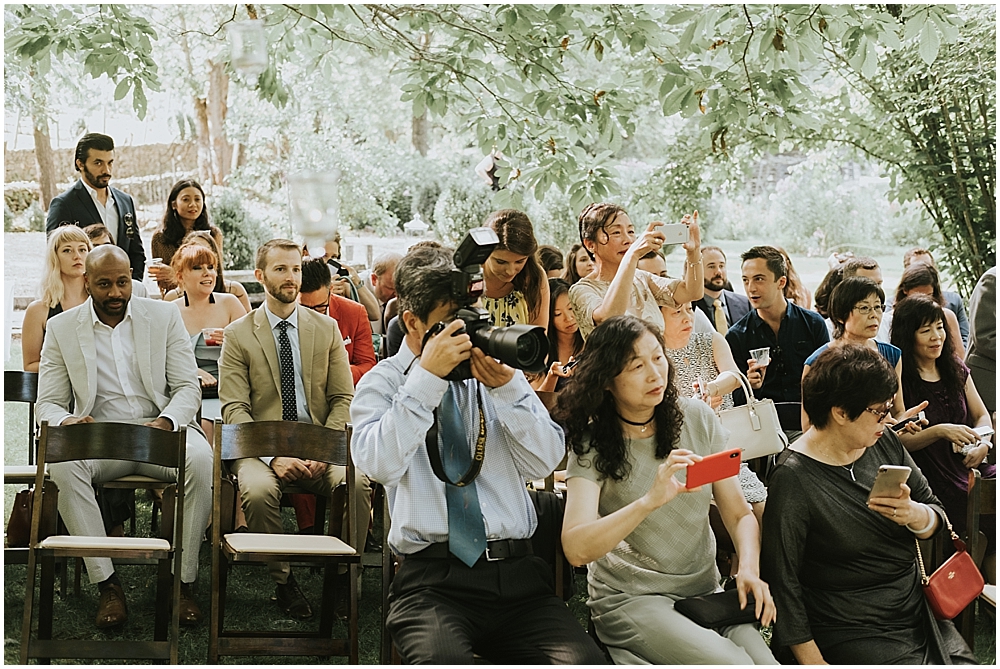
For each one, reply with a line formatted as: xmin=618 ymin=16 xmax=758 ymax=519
xmin=48 ymin=428 xmax=213 ymax=585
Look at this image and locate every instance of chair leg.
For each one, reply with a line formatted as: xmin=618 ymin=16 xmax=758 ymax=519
xmin=349 ymin=562 xmax=359 ymax=664
xmin=319 ymin=563 xmax=337 ymax=637
xmin=20 ymin=549 xmax=38 ymax=665
xmin=38 ymin=556 xmax=56 ymax=643
xmin=154 ymin=558 xmax=170 ymax=642
xmin=73 ymin=557 xmax=82 ymax=596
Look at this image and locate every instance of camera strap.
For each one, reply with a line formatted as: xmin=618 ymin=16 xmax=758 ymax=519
xmin=426 ymin=385 xmax=487 ymax=487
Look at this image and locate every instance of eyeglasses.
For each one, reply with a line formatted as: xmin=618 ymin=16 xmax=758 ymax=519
xmin=864 ymin=402 xmax=894 ymax=422
xmin=853 ymin=304 xmax=885 ymax=317
xmin=303 ymin=302 xmax=329 ymax=314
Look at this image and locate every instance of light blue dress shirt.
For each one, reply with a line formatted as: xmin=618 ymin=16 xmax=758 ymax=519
xmin=350 ymin=340 xmax=565 ymax=556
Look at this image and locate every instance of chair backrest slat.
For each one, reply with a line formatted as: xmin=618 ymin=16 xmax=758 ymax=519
xmin=4 ymin=370 xmax=38 ymax=404
xmin=219 ymin=421 xmax=348 ymax=465
xmin=40 ymin=422 xmax=185 ymax=469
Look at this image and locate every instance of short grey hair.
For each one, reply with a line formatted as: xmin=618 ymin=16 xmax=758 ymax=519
xmin=394 ymin=246 xmax=455 ymax=334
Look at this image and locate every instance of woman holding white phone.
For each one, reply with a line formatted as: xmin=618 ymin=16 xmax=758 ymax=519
xmin=568 ymin=203 xmax=703 ymax=340
xmin=556 ymin=316 xmax=776 ymax=664
xmin=761 ymin=344 xmax=974 ymax=665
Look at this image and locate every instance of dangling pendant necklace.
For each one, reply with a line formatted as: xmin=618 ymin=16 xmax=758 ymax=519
xmin=617 ymin=413 xmax=656 ymax=433
xmin=842 ymin=461 xmax=857 ymax=482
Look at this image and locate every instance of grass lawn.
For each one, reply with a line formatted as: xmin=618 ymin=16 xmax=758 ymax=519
xmin=4 ymin=330 xmax=995 ymax=664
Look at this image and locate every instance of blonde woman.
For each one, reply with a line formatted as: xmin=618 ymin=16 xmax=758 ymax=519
xmin=22 ymin=225 xmax=92 ymax=372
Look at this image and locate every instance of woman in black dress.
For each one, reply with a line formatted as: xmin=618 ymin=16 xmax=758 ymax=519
xmin=761 ymin=344 xmax=975 ymax=665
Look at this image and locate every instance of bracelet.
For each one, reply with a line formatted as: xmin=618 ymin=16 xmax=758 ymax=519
xmin=907 ymin=504 xmax=936 ymax=534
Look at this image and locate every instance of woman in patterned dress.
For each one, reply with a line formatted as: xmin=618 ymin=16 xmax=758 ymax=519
xmin=481 ymin=209 xmax=549 ymax=329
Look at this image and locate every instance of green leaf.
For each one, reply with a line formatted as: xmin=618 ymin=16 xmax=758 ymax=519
xmin=918 ymin=20 xmax=940 ymax=65
xmin=114 ymin=77 xmax=131 ymax=101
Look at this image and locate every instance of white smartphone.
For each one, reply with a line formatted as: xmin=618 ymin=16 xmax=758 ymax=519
xmin=867 ymin=464 xmax=911 ymax=503
xmin=653 ymin=223 xmax=689 ymax=245
xmin=973 ymin=425 xmax=994 ymax=440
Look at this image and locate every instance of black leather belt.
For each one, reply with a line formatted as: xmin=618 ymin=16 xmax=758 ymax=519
xmin=408 ymin=539 xmax=534 ymax=562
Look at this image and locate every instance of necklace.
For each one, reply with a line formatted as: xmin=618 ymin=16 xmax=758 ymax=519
xmin=617 ymin=412 xmax=655 ymax=433
xmin=842 ymin=461 xmax=857 ymax=482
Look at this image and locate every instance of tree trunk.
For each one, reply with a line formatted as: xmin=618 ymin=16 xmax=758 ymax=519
xmin=193 ymin=97 xmax=213 ymax=184
xmin=412 ymin=111 xmax=429 ymax=156
xmin=31 ymin=104 xmax=58 ymax=211
xmin=207 ymin=60 xmax=232 ymax=185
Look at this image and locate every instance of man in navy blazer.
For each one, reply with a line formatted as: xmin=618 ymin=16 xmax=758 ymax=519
xmin=46 ymin=133 xmax=145 ymax=280
xmin=695 ymin=246 xmax=750 ymax=332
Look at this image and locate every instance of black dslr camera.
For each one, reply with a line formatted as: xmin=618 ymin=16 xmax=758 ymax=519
xmin=431 ymin=227 xmax=548 ymax=381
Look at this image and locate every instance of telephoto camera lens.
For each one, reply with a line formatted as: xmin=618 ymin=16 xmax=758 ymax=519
xmin=473 ymin=324 xmax=548 ymax=374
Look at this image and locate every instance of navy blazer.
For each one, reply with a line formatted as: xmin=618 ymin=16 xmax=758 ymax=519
xmin=695 ymin=289 xmax=751 ymax=330
xmin=46 ymin=179 xmax=145 ymax=280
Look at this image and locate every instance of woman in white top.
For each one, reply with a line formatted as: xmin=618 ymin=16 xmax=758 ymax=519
xmin=568 ymin=203 xmax=703 ymax=340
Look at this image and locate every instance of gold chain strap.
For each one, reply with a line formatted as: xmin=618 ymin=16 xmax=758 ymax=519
xmin=913 ymin=508 xmax=957 ymax=586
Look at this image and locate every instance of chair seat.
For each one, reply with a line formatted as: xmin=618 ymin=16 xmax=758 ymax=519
xmin=38 ymin=535 xmax=170 ymax=552
xmin=103 ymin=474 xmax=170 ymax=487
xmin=982 ymin=584 xmax=996 ymax=607
xmin=224 ymin=532 xmax=355 ymax=556
xmin=5 ymin=465 xmax=46 ymax=484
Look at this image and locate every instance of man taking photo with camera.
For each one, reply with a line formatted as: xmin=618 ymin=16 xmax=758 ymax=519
xmin=351 ymin=240 xmax=605 ymax=664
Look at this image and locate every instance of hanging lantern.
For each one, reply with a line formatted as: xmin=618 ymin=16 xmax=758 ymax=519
xmin=228 ymin=20 xmax=268 ymax=78
xmin=287 ymin=171 xmax=341 ymax=257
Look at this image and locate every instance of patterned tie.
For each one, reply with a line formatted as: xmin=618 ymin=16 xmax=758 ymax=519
xmin=276 ymin=320 xmax=298 ymax=421
xmin=438 ymin=383 xmax=487 ymax=567
xmin=713 ymin=298 xmax=729 ymax=334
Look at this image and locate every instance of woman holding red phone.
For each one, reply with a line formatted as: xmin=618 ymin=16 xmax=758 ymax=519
xmin=555 ymin=316 xmax=776 ymax=664
xmin=760 ymin=345 xmax=973 ymax=664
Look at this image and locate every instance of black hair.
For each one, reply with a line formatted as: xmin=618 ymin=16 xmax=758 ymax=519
xmin=547 ymin=278 xmax=584 ymax=366
xmin=895 ymin=262 xmax=943 ymax=306
xmin=890 ymin=294 xmax=965 ymax=398
xmin=578 ymin=203 xmax=627 ymax=261
xmin=74 ymin=133 xmax=114 ymax=170
xmin=553 ymin=315 xmax=683 ymax=482
xmin=536 ymin=245 xmax=565 ymax=273
xmin=813 ymin=266 xmax=844 ymax=319
xmin=829 ymin=277 xmax=885 ymax=339
xmin=741 ymin=245 xmax=787 ymax=281
xmin=160 ymin=179 xmax=212 ymax=246
xmin=300 ymin=257 xmax=333 ymax=293
xmin=802 ymin=344 xmax=898 ymax=429
xmin=394 ymin=245 xmax=456 ymax=335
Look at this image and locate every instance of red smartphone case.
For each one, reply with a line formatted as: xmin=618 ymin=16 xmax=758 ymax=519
xmin=686 ymin=448 xmax=741 ymax=489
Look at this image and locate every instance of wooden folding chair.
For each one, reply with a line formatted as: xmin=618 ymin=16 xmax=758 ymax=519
xmin=208 ymin=420 xmax=360 ymax=663
xmin=958 ymin=468 xmax=996 ymax=652
xmin=20 ymin=421 xmax=187 ymax=664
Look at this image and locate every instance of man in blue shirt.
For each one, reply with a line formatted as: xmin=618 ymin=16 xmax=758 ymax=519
xmin=726 ymin=246 xmax=830 ymax=432
xmin=350 ymin=245 xmax=605 ymax=664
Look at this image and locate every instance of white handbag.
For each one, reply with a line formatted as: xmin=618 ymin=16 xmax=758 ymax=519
xmin=717 ymin=372 xmax=788 ymax=460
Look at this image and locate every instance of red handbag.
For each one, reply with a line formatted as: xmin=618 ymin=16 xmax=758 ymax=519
xmin=914 ymin=512 xmax=985 ymax=620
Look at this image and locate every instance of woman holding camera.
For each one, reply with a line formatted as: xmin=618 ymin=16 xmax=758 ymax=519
xmin=761 ymin=344 xmax=975 ymax=664
xmin=891 ymin=294 xmax=995 ymax=584
xmin=532 ymin=278 xmax=585 ymax=392
xmin=556 ymin=316 xmax=775 ymax=664
xmin=481 ymin=209 xmax=549 ymax=329
xmin=568 ymin=204 xmax=702 ymax=341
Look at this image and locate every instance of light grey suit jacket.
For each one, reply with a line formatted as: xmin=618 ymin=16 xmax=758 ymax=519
xmin=36 ymin=296 xmax=203 ymax=432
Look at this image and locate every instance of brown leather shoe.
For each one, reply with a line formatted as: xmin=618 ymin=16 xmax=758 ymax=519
xmin=95 ymin=583 xmax=128 ymax=629
xmin=178 ymin=582 xmax=203 ymax=626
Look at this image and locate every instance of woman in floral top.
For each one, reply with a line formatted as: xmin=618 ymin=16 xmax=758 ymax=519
xmin=481 ymin=209 xmax=550 ymax=329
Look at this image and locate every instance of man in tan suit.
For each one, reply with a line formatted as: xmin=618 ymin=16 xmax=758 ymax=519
xmin=219 ymin=239 xmax=371 ymax=620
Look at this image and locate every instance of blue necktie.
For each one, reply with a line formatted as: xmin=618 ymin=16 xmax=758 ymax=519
xmin=439 ymin=383 xmax=487 ymax=567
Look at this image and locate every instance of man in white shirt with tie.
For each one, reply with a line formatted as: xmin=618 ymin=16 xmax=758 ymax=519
xmin=351 ymin=244 xmax=606 ymax=664
xmin=35 ymin=245 xmax=211 ymax=629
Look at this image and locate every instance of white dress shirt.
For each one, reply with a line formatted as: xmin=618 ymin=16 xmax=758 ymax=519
xmin=84 ymin=301 xmax=176 ymax=428
xmin=350 ymin=341 xmax=565 ymax=556
xmin=262 ymin=304 xmax=312 ymax=423
xmin=81 ymin=179 xmax=120 ymax=244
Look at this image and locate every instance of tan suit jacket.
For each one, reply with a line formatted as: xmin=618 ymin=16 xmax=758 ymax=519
xmin=219 ymin=305 xmax=354 ymax=429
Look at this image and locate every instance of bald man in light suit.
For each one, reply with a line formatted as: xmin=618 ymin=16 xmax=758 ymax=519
xmin=219 ymin=239 xmax=371 ymax=620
